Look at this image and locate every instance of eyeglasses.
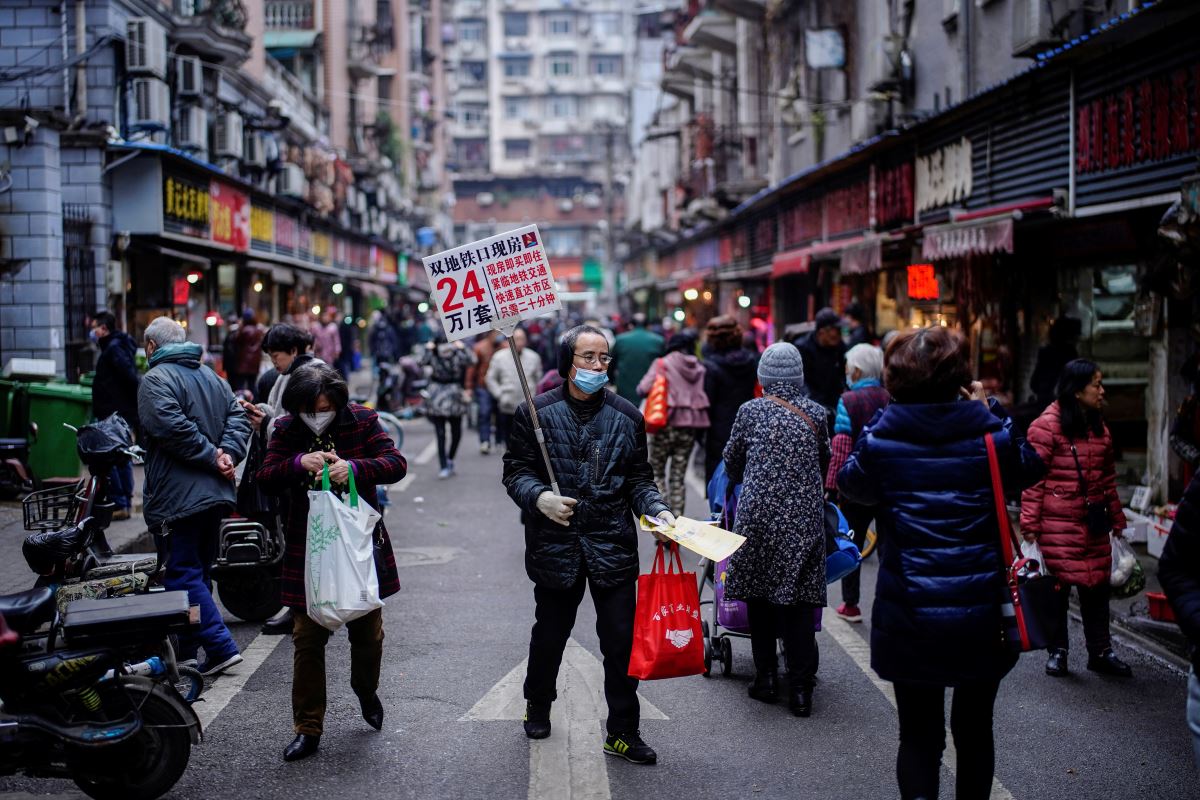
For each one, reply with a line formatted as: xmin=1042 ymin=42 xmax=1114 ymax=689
xmin=573 ymin=351 xmax=612 ymax=367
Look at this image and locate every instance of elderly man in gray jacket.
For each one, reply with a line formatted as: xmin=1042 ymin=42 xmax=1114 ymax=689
xmin=139 ymin=316 xmax=251 ymax=676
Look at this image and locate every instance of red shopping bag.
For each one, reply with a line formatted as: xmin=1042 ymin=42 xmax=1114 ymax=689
xmin=628 ymin=543 xmax=706 ymax=680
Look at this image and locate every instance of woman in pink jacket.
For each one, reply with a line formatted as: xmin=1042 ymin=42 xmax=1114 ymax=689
xmin=1021 ymin=358 xmax=1130 ymax=678
xmin=638 ymin=332 xmax=709 ymax=516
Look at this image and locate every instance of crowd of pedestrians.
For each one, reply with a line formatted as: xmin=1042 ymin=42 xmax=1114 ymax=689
xmin=73 ymin=297 xmax=1200 ymax=792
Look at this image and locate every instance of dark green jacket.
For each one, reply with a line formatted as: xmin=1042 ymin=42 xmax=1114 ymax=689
xmin=611 ymin=327 xmax=663 ymax=404
xmin=138 ymin=343 xmax=250 ymax=527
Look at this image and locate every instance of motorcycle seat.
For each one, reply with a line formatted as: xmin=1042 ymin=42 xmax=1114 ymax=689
xmin=0 ymin=586 xmax=56 ymax=634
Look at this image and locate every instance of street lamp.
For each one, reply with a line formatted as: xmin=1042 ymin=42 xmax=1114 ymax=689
xmin=673 ymin=308 xmax=685 ymax=323
xmin=186 ymin=271 xmax=202 ymax=284
xmin=252 ymin=280 xmax=264 ymax=293
xmin=737 ymin=295 xmax=751 ymax=309
xmin=417 ymin=301 xmax=429 ymax=313
xmin=311 ymin=304 xmax=321 ymax=315
xmin=683 ymin=288 xmax=699 ymax=301
xmin=332 ymin=282 xmax=344 ymax=295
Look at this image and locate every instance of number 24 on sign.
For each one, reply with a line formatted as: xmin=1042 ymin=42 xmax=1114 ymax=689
xmin=437 ymin=271 xmax=486 ymax=314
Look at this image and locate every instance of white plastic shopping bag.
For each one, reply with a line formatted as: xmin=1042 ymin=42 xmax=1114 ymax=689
xmin=304 ymin=464 xmax=383 ymax=630
xmin=1019 ymin=538 xmax=1046 ymax=573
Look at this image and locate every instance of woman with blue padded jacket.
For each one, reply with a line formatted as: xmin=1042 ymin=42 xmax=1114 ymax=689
xmin=838 ymin=326 xmax=1044 ymax=800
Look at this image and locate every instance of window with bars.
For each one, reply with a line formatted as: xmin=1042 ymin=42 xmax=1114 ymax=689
xmin=62 ymin=204 xmax=97 ymax=383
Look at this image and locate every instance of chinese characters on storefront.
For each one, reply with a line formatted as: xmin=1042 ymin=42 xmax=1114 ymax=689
xmin=160 ymin=167 xmax=390 ymax=275
xmin=1076 ymin=59 xmax=1200 ymax=174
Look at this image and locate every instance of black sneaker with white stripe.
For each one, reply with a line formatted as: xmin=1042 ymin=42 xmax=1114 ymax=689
xmin=603 ymin=730 xmax=657 ymax=765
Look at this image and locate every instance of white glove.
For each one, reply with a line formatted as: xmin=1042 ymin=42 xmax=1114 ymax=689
xmin=650 ymin=511 xmax=676 ymax=543
xmin=536 ymin=491 xmax=578 ymax=527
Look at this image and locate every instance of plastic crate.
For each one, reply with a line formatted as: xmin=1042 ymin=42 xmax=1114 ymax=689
xmin=1146 ymin=591 xmax=1177 ymax=623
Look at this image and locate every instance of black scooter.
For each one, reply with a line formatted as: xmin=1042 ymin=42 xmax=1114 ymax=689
xmin=0 ymin=589 xmax=202 ymax=800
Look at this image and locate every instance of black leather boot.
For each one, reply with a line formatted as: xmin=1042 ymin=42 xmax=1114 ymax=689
xmin=359 ymin=693 xmax=384 ymax=730
xmin=1087 ymin=649 xmax=1133 ymax=677
xmin=747 ymin=672 xmax=779 ymax=704
xmin=789 ymin=684 xmax=813 ymax=717
xmin=261 ymin=607 xmax=293 ymax=636
xmin=283 ymin=734 xmax=320 ymax=762
xmin=1045 ymin=648 xmax=1069 ymax=677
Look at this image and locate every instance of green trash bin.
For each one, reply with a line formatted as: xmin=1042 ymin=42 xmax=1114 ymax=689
xmin=26 ymin=383 xmax=93 ymax=481
xmin=0 ymin=379 xmax=18 ymax=438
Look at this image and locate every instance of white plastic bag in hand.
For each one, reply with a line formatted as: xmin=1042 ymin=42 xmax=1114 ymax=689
xmin=1110 ymin=534 xmax=1137 ymax=587
xmin=305 ymin=464 xmax=383 ymax=630
xmin=1019 ymin=538 xmax=1045 ymax=572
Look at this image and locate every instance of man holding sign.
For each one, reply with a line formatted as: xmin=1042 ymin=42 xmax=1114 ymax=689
xmin=502 ymin=325 xmax=674 ymax=765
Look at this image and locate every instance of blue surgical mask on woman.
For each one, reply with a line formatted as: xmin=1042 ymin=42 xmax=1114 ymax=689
xmin=572 ymin=367 xmax=608 ymax=395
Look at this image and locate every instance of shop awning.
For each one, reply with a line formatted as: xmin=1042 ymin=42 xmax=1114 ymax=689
xmin=922 ymin=215 xmax=1014 ymax=261
xmin=771 ymin=235 xmax=880 ymax=278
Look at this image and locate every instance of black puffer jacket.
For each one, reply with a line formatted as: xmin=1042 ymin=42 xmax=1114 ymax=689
xmin=1160 ymin=473 xmax=1200 ymax=671
xmin=503 ymin=386 xmax=670 ymax=590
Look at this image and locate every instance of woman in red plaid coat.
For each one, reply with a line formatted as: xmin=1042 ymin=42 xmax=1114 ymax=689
xmin=258 ymin=363 xmax=407 ymax=763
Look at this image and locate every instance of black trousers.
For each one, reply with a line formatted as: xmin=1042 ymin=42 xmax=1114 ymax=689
xmin=1051 ymin=581 xmax=1112 ymax=655
xmin=524 ymin=577 xmax=639 ymax=735
xmin=746 ymin=599 xmax=817 ymax=687
xmin=429 ymin=415 xmax=463 ymax=469
xmin=893 ymin=678 xmax=1003 ymax=800
xmin=496 ymin=412 xmax=514 ymax=448
xmin=840 ymin=501 xmax=875 ymax=607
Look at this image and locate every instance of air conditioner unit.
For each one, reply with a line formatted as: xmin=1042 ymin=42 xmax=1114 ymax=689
xmin=214 ymin=112 xmax=244 ymax=158
xmin=176 ymin=105 xmax=207 ymax=150
xmin=582 ymin=192 xmax=601 ymax=209
xmin=512 ymin=39 xmax=529 ymax=51
xmin=476 ymin=191 xmax=494 ymax=207
xmin=1011 ymin=0 xmax=1068 ymax=57
xmin=176 ymin=56 xmax=202 ymax=97
xmin=242 ymin=131 xmax=266 ymax=167
xmin=522 ymin=118 xmax=541 ymax=130
xmin=126 ymin=17 xmax=167 ymax=78
xmin=558 ymin=198 xmax=574 ymax=213
xmin=130 ymin=78 xmax=170 ymax=128
xmin=277 ymin=162 xmax=308 ymax=198
xmin=578 ymin=19 xmax=590 ymax=35
xmin=864 ymin=39 xmax=900 ymax=93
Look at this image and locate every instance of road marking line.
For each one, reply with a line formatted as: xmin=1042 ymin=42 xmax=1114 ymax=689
xmin=823 ymin=621 xmax=1016 ymax=800
xmin=415 ymin=440 xmax=437 ymax=465
xmin=194 ymin=631 xmax=287 ymax=729
xmin=686 ymin=472 xmax=706 ymax=502
xmin=461 ymin=638 xmax=666 ymax=800
xmin=395 ymin=472 xmax=417 ymax=492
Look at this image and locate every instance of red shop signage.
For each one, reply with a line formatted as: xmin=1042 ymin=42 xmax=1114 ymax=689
xmin=780 ymin=198 xmax=821 ymax=248
xmin=907 ymin=264 xmax=939 ymax=300
xmin=825 ymin=180 xmax=870 ymax=236
xmin=209 ymin=182 xmax=250 ymax=252
xmin=876 ymin=162 xmax=914 ymax=229
xmin=1077 ymin=60 xmax=1200 ymax=174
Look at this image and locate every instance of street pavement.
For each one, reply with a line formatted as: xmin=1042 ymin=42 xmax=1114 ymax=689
xmin=2 ymin=418 xmax=1199 ymax=799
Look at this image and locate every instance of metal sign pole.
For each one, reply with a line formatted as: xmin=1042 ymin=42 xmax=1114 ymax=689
xmin=500 ymin=325 xmax=560 ymax=496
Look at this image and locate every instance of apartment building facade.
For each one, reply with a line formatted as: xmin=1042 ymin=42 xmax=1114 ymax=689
xmin=0 ymin=0 xmax=450 ymax=379
xmin=445 ymin=0 xmax=636 ymax=301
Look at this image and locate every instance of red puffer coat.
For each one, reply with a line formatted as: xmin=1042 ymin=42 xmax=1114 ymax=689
xmin=1020 ymin=401 xmax=1126 ymax=587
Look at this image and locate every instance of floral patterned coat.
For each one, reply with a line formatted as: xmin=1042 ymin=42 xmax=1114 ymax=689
xmin=257 ymin=404 xmax=407 ymax=609
xmin=722 ymin=382 xmax=830 ymax=607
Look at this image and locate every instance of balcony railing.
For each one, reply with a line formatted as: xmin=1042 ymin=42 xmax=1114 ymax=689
xmin=266 ymin=0 xmax=315 ymax=30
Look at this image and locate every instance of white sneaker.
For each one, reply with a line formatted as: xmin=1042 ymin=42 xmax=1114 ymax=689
xmin=480 ymin=442 xmax=491 ymax=455
xmin=437 ymin=467 xmax=451 ymax=479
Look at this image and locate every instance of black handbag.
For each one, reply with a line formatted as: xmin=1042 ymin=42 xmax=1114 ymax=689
xmin=986 ymin=434 xmax=1066 ymax=653
xmin=1069 ymin=441 xmax=1113 ymax=538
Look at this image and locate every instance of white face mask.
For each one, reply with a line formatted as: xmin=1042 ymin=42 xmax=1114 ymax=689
xmin=300 ymin=410 xmax=336 ymax=435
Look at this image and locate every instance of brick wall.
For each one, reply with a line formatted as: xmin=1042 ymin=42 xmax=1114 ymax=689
xmin=0 ymin=126 xmax=66 ymax=372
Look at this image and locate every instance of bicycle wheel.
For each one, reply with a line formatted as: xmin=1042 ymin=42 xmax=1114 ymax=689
xmin=376 ymin=411 xmax=404 ymax=451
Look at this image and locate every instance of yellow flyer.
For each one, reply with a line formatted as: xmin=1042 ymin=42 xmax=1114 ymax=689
xmin=639 ymin=515 xmax=746 ymax=562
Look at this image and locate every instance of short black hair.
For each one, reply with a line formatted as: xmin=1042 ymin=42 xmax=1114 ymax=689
xmin=93 ymin=311 xmax=116 ymax=331
xmin=281 ymin=363 xmax=349 ymax=415
xmin=558 ymin=324 xmax=607 ymax=379
xmin=262 ymin=323 xmax=313 ymax=355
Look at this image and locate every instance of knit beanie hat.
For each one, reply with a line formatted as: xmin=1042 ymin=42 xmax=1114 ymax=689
xmin=758 ymin=342 xmax=805 ymax=388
